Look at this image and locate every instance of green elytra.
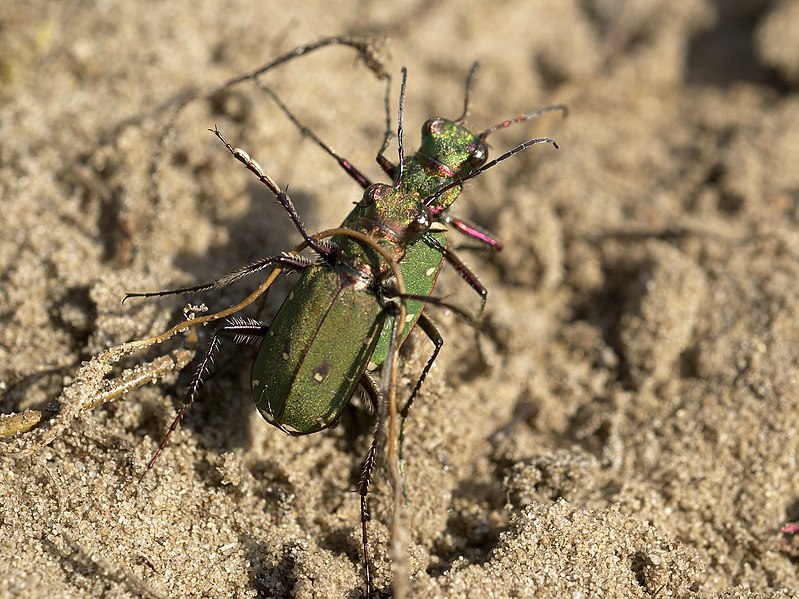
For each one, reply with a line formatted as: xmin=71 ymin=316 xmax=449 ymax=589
xmin=252 ymin=180 xmax=432 ymax=434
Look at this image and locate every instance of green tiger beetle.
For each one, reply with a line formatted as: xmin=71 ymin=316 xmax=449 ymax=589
xmin=261 ymin=66 xmax=566 ymax=435
xmin=125 ymin=66 xmax=560 ymax=595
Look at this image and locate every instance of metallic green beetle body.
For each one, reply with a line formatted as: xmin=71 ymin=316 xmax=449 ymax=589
xmin=252 ymin=263 xmax=385 ymax=433
xmin=369 ymin=227 xmax=447 ymax=368
xmin=253 ymin=181 xmax=433 ymax=434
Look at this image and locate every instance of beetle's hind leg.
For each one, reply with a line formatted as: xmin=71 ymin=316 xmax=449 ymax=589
xmin=141 ymin=317 xmax=268 ymax=477
xmin=425 ymin=234 xmax=488 ymax=315
xmin=396 ymin=314 xmax=443 ymax=497
xmin=356 ymin=371 xmax=386 ymax=596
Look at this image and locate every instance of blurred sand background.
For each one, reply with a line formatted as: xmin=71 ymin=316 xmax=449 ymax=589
xmin=2 ymin=0 xmax=799 ymax=597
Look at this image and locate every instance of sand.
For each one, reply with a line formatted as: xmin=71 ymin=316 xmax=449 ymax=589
xmin=2 ymin=1 xmax=799 ymax=597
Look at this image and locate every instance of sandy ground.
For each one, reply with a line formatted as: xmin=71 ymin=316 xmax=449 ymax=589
xmin=2 ymin=1 xmax=799 ymax=597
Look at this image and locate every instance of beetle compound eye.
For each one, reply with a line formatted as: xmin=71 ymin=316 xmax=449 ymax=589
xmin=411 ymin=208 xmax=431 ymax=233
xmin=361 ymin=184 xmax=385 ymax=207
xmin=421 ymin=117 xmax=444 ymax=137
xmin=468 ymin=142 xmax=488 ymax=168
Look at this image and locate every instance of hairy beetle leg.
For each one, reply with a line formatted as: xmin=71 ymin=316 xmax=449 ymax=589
xmin=124 ymin=254 xmax=310 ymax=301
xmin=142 ymin=319 xmax=268 ymax=476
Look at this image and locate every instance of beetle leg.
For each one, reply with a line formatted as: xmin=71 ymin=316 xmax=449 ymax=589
xmin=399 ymin=314 xmax=443 ymax=419
xmin=375 ymin=98 xmax=396 ymax=178
xmin=396 ymin=314 xmax=443 ymax=499
xmin=375 ymin=68 xmax=398 ymax=180
xmin=375 ymin=152 xmax=396 ymax=179
xmin=425 ymin=234 xmax=488 ymax=316
xmin=142 ymin=320 xmax=268 ymax=476
xmin=124 ymin=254 xmax=310 ymax=301
xmin=431 ymin=219 xmax=496 ymax=365
xmin=211 ymin=254 xmax=310 ymax=290
xmin=357 ymin=371 xmax=384 ymax=596
xmin=440 ymin=213 xmax=503 ymax=251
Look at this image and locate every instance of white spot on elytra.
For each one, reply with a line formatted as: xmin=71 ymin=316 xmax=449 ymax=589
xmin=425 ymin=267 xmax=436 ymax=277
xmin=405 ymin=312 xmax=415 ymax=323
xmin=313 ymin=372 xmax=324 ymax=382
xmin=281 ymin=352 xmax=289 ymax=361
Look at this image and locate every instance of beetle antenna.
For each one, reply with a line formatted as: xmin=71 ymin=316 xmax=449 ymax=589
xmin=394 ymin=67 xmax=408 ymax=189
xmin=479 ymin=104 xmax=568 ymax=140
xmin=390 ymin=292 xmax=484 ymax=333
xmin=454 ymin=62 xmax=479 ymax=124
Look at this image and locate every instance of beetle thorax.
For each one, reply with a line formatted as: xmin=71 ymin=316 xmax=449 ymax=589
xmin=336 ymin=183 xmax=432 ymax=277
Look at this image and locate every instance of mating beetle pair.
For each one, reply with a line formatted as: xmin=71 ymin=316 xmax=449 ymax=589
xmin=127 ymin=48 xmax=563 ymax=595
